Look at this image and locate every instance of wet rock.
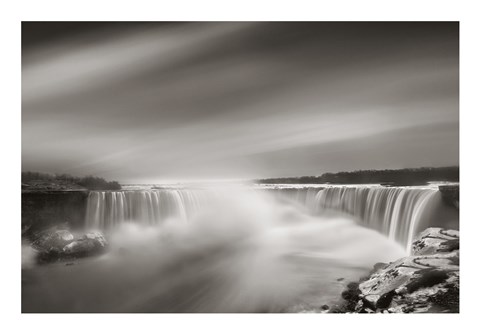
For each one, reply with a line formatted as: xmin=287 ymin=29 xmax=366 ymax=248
xmin=438 ymin=185 xmax=459 ymax=209
xmin=411 ymin=228 xmax=459 ymax=256
xmin=82 ymin=232 xmax=108 ymax=248
xmin=30 ymin=227 xmax=74 ymax=253
xmin=29 ymin=226 xmax=108 ymax=263
xmin=354 ymin=228 xmax=459 ymax=313
xmin=376 ymin=290 xmax=396 ymax=309
xmin=328 ymin=305 xmax=348 ymax=313
xmin=333 ymin=228 xmax=459 ymax=313
xmin=62 ymin=232 xmax=108 ymax=257
xmin=335 ymin=280 xmax=362 ymax=312
xmin=56 ymin=230 xmax=75 ymax=242
xmin=63 ymin=239 xmax=96 ymax=255
xmin=347 ymin=282 xmax=359 ymax=290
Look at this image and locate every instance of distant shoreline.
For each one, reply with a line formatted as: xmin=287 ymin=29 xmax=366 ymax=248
xmin=21 ymin=166 xmax=459 ymax=191
xmin=255 ymin=166 xmax=459 ymax=186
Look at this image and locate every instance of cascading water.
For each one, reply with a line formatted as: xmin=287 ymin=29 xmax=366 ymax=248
xmin=85 ymin=185 xmax=445 ymax=253
xmin=269 ymin=185 xmax=444 ymax=252
xmin=26 ymin=187 xmax=408 ymax=312
xmin=311 ymin=186 xmax=442 ymax=251
xmin=85 ymin=189 xmax=208 ymax=230
xmin=25 ymin=184 xmax=457 ymax=312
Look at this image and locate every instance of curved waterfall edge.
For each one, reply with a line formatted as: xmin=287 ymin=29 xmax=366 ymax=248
xmin=84 ymin=185 xmax=457 ymax=251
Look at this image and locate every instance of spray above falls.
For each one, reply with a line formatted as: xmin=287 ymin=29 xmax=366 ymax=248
xmin=85 ymin=185 xmax=450 ymax=251
xmin=311 ymin=186 xmax=442 ymax=251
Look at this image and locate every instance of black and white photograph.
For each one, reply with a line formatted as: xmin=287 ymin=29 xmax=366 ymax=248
xmin=4 ymin=0 xmax=480 ymax=331
xmin=19 ymin=20 xmax=461 ymax=314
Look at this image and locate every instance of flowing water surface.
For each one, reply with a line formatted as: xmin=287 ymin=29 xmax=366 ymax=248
xmin=22 ymin=184 xmax=457 ymax=313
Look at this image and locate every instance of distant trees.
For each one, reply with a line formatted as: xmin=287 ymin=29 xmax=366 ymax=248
xmin=256 ymin=166 xmax=459 ymax=185
xmin=75 ymin=176 xmax=121 ymax=190
xmin=22 ymin=172 xmax=122 ymax=190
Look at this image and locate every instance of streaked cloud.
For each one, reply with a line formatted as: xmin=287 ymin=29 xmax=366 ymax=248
xmin=22 ymin=22 xmax=459 ymax=182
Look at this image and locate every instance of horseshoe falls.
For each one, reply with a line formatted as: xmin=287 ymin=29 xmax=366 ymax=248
xmin=311 ymin=186 xmax=442 ymax=251
xmin=84 ymin=184 xmax=454 ymax=252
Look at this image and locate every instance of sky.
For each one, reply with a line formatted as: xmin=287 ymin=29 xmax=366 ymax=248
xmin=22 ymin=22 xmax=459 ymax=183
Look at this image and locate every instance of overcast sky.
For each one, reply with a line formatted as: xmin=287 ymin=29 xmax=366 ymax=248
xmin=22 ymin=22 xmax=459 ymax=183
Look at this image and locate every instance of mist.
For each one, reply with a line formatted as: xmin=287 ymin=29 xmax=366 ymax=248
xmin=20 ymin=21 xmax=460 ymax=316
xmin=22 ymin=187 xmax=406 ymax=312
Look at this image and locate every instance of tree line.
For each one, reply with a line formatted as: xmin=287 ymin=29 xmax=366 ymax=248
xmin=22 ymin=171 xmax=122 ymax=190
xmin=256 ymin=166 xmax=459 ymax=185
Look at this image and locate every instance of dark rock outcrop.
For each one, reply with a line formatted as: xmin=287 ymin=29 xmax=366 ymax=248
xmin=22 ymin=191 xmax=89 ymax=232
xmin=439 ymin=185 xmax=459 ymax=209
xmin=62 ymin=232 xmax=108 ymax=257
xmin=30 ymin=226 xmax=74 ymax=252
xmin=333 ymin=227 xmax=459 ymax=313
xmin=28 ymin=227 xmax=108 ymax=263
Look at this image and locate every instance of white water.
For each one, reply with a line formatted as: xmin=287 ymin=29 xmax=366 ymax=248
xmin=85 ymin=189 xmax=208 ymax=229
xmin=85 ymin=184 xmax=443 ymax=251
xmin=23 ymin=187 xmax=406 ymax=312
xmin=309 ymin=186 xmax=442 ymax=251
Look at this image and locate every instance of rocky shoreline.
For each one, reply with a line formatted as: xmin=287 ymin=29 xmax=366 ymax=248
xmin=23 ymin=224 xmax=459 ymax=313
xmin=329 ymin=227 xmax=459 ymax=313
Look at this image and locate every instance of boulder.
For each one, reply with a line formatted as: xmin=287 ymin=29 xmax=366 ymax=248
xmin=28 ymin=226 xmax=108 ymax=263
xmin=62 ymin=239 xmax=95 ymax=255
xmin=363 ymin=229 xmax=458 ymax=313
xmin=438 ymin=185 xmax=459 ymax=209
xmin=31 ymin=227 xmax=74 ymax=252
xmin=83 ymin=231 xmax=108 ymax=247
xmin=62 ymin=232 xmax=108 ymax=257
xmin=335 ymin=228 xmax=459 ymax=313
xmin=56 ymin=230 xmax=75 ymax=243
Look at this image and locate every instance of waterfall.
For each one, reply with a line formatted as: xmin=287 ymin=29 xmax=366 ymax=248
xmin=85 ymin=189 xmax=207 ymax=230
xmin=258 ymin=185 xmax=444 ymax=251
xmin=85 ymin=185 xmax=445 ymax=252
xmin=310 ymin=186 xmax=442 ymax=251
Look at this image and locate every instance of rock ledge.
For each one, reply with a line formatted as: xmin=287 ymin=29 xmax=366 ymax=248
xmin=332 ymin=227 xmax=459 ymax=313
